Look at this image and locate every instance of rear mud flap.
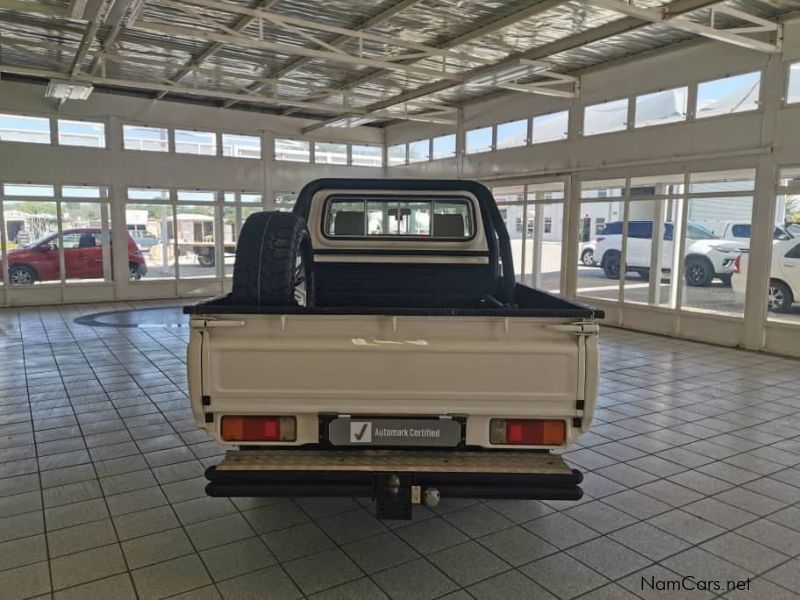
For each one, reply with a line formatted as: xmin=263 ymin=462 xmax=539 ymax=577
xmin=205 ymin=449 xmax=583 ymax=519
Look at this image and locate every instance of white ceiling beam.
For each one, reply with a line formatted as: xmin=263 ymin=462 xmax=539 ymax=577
xmin=69 ymin=0 xmax=88 ymax=19
xmin=135 ymin=21 xmax=466 ymax=82
xmin=587 ymin=0 xmax=780 ymax=53
xmin=0 ymin=0 xmax=69 ymax=16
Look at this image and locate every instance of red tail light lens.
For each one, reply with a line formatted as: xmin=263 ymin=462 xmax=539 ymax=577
xmin=733 ymin=255 xmax=741 ymax=274
xmin=490 ymin=419 xmax=566 ymax=446
xmin=221 ymin=416 xmax=296 ymax=442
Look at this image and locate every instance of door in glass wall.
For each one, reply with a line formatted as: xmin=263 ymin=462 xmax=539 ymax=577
xmin=766 ymin=170 xmax=800 ymax=324
xmin=125 ymin=203 xmax=175 ymax=280
xmin=523 ymin=181 xmax=565 ymax=294
xmin=61 ymin=202 xmax=111 ymax=282
xmin=3 ymin=197 xmax=59 ymax=285
xmin=492 ymin=185 xmax=525 ymax=280
xmin=176 ymin=205 xmax=217 ymax=278
xmin=577 ymin=179 xmax=625 ymax=301
xmin=681 ymin=170 xmax=755 ymax=317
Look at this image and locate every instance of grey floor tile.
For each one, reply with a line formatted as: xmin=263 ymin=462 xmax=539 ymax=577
xmin=662 ymin=547 xmax=754 ymax=585
xmin=0 ymin=561 xmax=51 ymax=600
xmin=261 ymin=521 xmax=334 ymax=562
xmin=609 ymin=522 xmax=690 ymax=561
xmin=0 ymin=534 xmax=47 ymax=571
xmin=131 ymin=554 xmax=212 ymax=600
xmin=44 ymin=498 xmax=109 ymax=531
xmin=307 ymin=577 xmax=389 ymax=600
xmin=242 ymin=500 xmax=309 ymax=534
xmin=763 ymin=559 xmax=800 ymax=593
xmin=429 ymin=540 xmax=509 ymax=586
xmin=701 ymin=532 xmax=787 ymax=574
xmin=478 ymin=526 xmax=557 ymax=566
xmin=121 ymin=527 xmax=194 ymax=569
xmin=317 ymin=507 xmax=388 ymax=545
xmin=564 ymin=500 xmax=637 ymax=534
xmin=647 ymin=509 xmax=726 ymax=544
xmin=601 ymin=489 xmax=672 ymax=519
xmin=217 ymin=565 xmax=302 ymax=600
xmin=620 ymin=564 xmax=715 ymax=600
xmin=523 ymin=512 xmax=600 ymax=550
xmin=342 ymin=531 xmax=419 ymax=574
xmin=50 ymin=543 xmax=127 ymax=591
xmin=47 ymin=519 xmax=118 ymax=558
xmin=53 ymin=573 xmax=137 ymax=600
xmin=0 ymin=511 xmax=44 ymax=543
xmin=682 ymin=497 xmax=758 ymax=529
xmin=520 ymin=552 xmax=608 ymax=599
xmin=567 ymin=536 xmax=652 ymax=579
xmin=442 ymin=503 xmax=514 ymax=538
xmin=713 ymin=487 xmax=788 ymax=516
xmin=735 ymin=518 xmax=800 ymax=556
xmin=113 ymin=505 xmax=180 ymax=541
xmin=283 ymin=548 xmax=362 ymax=596
xmin=395 ymin=516 xmax=470 ymax=555
xmin=372 ymin=557 xmax=458 ymax=600
xmin=468 ymin=569 xmax=557 ymax=600
xmin=185 ymin=512 xmax=256 ymax=551
xmin=636 ymin=479 xmax=705 ymax=507
xmin=723 ymin=577 xmax=799 ymax=600
xmin=200 ymin=536 xmax=276 ymax=582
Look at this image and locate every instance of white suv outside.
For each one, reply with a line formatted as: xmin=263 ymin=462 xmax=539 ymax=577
xmin=595 ymin=221 xmax=745 ymax=286
xmin=732 ymin=238 xmax=800 ymax=312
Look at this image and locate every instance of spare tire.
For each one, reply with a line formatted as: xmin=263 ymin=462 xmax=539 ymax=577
xmin=232 ymin=211 xmax=315 ymax=307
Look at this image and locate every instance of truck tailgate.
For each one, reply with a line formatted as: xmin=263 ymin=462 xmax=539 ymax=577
xmin=190 ymin=313 xmax=597 ymax=425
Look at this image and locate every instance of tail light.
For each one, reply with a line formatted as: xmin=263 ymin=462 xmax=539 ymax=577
xmin=221 ymin=416 xmax=296 ymax=442
xmin=490 ymin=419 xmax=566 ymax=446
xmin=733 ymin=255 xmax=741 ymax=274
xmin=596 ymin=236 xmax=605 ymax=243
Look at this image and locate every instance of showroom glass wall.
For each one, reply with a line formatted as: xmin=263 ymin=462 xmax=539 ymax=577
xmin=1 ymin=183 xmax=111 ymax=286
xmin=491 ymin=179 xmax=566 ymax=294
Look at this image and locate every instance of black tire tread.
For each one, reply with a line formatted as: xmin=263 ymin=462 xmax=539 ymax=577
xmin=232 ymin=211 xmax=314 ymax=306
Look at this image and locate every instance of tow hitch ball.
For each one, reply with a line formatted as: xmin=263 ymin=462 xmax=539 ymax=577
xmin=375 ymin=474 xmax=441 ymax=519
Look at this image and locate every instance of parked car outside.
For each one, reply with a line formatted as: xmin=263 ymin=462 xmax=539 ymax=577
xmin=7 ymin=228 xmax=146 ymax=284
xmin=129 ymin=229 xmax=161 ymax=251
xmin=594 ymin=221 xmax=745 ymax=286
xmin=732 ymin=239 xmax=800 ymax=312
xmin=710 ymin=222 xmax=793 ymax=243
xmin=579 ymin=241 xmax=597 ymax=266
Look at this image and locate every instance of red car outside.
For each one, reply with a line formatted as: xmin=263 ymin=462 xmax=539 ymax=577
xmin=7 ymin=228 xmax=147 ymax=284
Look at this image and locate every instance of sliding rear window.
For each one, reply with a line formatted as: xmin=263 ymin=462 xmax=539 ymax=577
xmin=324 ymin=196 xmax=475 ymax=239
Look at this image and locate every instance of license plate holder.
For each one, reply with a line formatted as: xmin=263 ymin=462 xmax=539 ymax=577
xmin=326 ymin=417 xmax=463 ymax=448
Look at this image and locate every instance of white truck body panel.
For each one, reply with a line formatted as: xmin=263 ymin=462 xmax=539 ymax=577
xmin=188 ymin=313 xmax=598 ymax=450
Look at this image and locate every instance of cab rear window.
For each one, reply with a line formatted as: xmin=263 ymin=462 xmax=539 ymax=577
xmin=324 ymin=197 xmax=474 ymax=239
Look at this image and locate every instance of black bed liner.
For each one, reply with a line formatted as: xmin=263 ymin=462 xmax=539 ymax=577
xmin=184 ymin=284 xmax=604 ymax=319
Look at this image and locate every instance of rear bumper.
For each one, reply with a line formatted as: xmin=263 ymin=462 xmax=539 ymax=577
xmin=204 ymin=448 xmax=583 ymax=507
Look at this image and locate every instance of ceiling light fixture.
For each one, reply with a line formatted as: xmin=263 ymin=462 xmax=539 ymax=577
xmin=45 ymin=79 xmax=94 ymax=101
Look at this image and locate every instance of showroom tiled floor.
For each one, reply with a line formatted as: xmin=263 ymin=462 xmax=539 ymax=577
xmin=0 ymin=301 xmax=799 ymax=600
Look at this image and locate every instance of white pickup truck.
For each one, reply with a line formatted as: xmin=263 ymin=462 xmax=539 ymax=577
xmin=185 ymin=179 xmax=602 ymax=519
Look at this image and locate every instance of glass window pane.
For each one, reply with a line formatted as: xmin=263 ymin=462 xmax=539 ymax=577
xmin=493 ymin=186 xmax=524 ymax=278
xmin=465 ymin=126 xmax=492 ymax=154
xmin=175 ymin=130 xmax=217 ymax=155
xmin=176 ymin=206 xmax=216 ymax=277
xmin=123 ymin=125 xmax=168 ymax=152
xmin=62 ymin=186 xmax=107 ymax=199
xmin=241 ymin=193 xmax=262 ymax=204
xmin=630 ymin=174 xmax=685 ymax=198
xmin=532 ymin=111 xmax=569 ymax=144
xmin=766 ymin=195 xmax=800 ymax=322
xmin=58 ymin=119 xmax=105 ymax=148
xmin=0 ymin=114 xmax=50 ymax=144
xmin=580 ymin=179 xmax=625 ymax=199
xmin=61 ymin=202 xmax=111 ymax=282
xmin=4 ymin=199 xmax=59 ymax=284
xmin=325 ymin=198 xmax=472 ymax=238
xmin=314 ymin=141 xmax=348 ymax=165
xmin=3 ymin=184 xmax=55 ymax=197
xmin=128 ymin=188 xmax=170 ymax=201
xmin=584 ymin=99 xmax=628 ymax=136
xmin=387 ymin=144 xmax=407 ymax=166
xmin=222 ymin=133 xmax=261 ymax=159
xmin=788 ymin=62 xmax=800 ymax=105
xmin=578 ymin=201 xmax=624 ymax=301
xmin=696 ymin=71 xmax=760 ymax=119
xmin=431 ymin=134 xmax=456 ymax=160
xmin=682 ymin=197 xmax=751 ymax=316
xmin=408 ymin=140 xmax=430 ymax=163
xmin=126 ymin=204 xmax=174 ymax=279
xmin=351 ymin=144 xmax=382 ymax=167
xmin=635 ymin=87 xmax=688 ymax=128
xmin=689 ymin=169 xmax=755 ymax=194
xmin=177 ymin=190 xmax=216 ymax=202
xmin=275 ymin=192 xmax=297 ymax=212
xmin=496 ymin=119 xmax=527 ymax=149
xmin=622 ymin=199 xmax=682 ymax=307
xmin=275 ymin=138 xmax=310 ymax=162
